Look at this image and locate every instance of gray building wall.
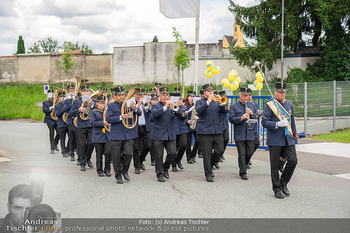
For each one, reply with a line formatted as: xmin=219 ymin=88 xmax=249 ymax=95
xmin=17 ymin=54 xmax=51 ymax=82
xmin=0 ymin=57 xmax=17 ymax=82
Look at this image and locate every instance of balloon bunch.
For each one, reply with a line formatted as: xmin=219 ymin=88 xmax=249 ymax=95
xmin=220 ymin=69 xmax=241 ymax=90
xmin=205 ymin=60 xmax=220 ymax=78
xmin=253 ymin=71 xmax=264 ymax=90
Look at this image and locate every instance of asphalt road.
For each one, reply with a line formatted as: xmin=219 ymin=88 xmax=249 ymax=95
xmin=0 ymin=120 xmax=349 ymax=219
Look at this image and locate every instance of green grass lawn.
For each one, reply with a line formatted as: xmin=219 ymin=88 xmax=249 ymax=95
xmin=311 ymin=129 xmax=350 ymax=143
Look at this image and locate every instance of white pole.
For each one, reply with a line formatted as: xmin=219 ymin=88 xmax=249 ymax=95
xmin=281 ymin=0 xmax=284 ymax=82
xmin=194 ymin=0 xmax=200 ymax=95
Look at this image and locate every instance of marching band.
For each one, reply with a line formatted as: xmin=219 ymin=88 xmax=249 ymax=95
xmin=42 ymin=80 xmax=298 ymax=198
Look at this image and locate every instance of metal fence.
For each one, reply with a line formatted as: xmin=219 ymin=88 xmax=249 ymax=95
xmin=225 ymin=81 xmax=350 ymax=149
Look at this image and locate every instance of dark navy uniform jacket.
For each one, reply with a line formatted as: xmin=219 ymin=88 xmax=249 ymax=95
xmin=69 ymin=98 xmax=94 ymax=129
xmin=106 ymin=101 xmax=140 ymax=141
xmin=151 ymin=102 xmax=180 ymax=141
xmin=63 ymin=98 xmax=74 ymax=125
xmin=90 ymin=109 xmax=107 ymax=144
xmin=262 ymin=99 xmax=298 ymax=146
xmin=54 ymin=102 xmax=68 ymax=128
xmin=195 ymin=98 xmax=228 ymax=135
xmin=220 ymin=111 xmax=229 ymax=131
xmin=229 ymin=101 xmax=258 ymax=141
xmin=174 ymin=105 xmax=189 ymax=135
xmin=42 ymin=100 xmax=57 ymax=125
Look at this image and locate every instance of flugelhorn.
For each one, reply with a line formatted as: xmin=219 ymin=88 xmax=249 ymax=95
xmin=212 ymin=94 xmax=228 ymax=105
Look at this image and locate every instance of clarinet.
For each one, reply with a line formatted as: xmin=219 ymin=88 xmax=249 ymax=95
xmin=245 ymin=100 xmax=252 ymax=130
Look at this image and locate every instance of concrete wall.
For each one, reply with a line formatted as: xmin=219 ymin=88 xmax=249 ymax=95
xmin=50 ymin=55 xmax=86 ymax=83
xmin=17 ymin=54 xmax=51 ymax=82
xmin=0 ymin=57 xmax=17 ymax=82
xmin=86 ymin=54 xmax=112 ymax=82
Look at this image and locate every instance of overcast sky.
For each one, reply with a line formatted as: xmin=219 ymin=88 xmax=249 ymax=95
xmin=0 ymin=0 xmax=258 ymax=56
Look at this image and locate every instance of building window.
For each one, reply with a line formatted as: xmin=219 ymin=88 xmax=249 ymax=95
xmin=235 ymin=27 xmax=237 ymax=32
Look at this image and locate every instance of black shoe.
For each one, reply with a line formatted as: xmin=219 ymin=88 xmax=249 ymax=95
xmin=55 ymin=146 xmax=59 ymax=151
xmin=219 ymin=158 xmax=223 ymax=163
xmin=240 ymin=174 xmax=248 ymax=180
xmin=274 ymin=191 xmax=284 ymax=199
xmin=206 ymin=176 xmax=214 ymax=182
xmin=116 ymin=178 xmax=123 ymax=184
xmin=158 ymin=175 xmax=165 ymax=182
xmin=80 ymin=165 xmax=86 ymax=171
xmin=122 ymin=172 xmax=130 ymax=181
xmin=140 ymin=162 xmax=146 ymax=170
xmin=214 ymin=163 xmax=220 ymax=169
xmin=221 ymin=155 xmax=225 ymax=160
xmin=98 ymin=173 xmax=104 ymax=177
xmin=212 ymin=166 xmax=216 ymax=170
xmin=172 ymin=166 xmax=178 ymax=172
xmin=104 ymin=171 xmax=111 ymax=177
xmin=249 ymin=160 xmax=252 ymax=165
xmin=177 ymin=162 xmax=184 ymax=169
xmin=151 ymin=161 xmax=155 ymax=166
xmin=187 ymin=160 xmax=194 ymax=164
xmin=87 ymin=160 xmax=93 ymax=168
xmin=164 ymin=170 xmax=169 ymax=179
xmin=198 ymin=153 xmax=203 ymax=158
xmin=70 ymin=156 xmax=75 ymax=161
xmin=192 ymin=157 xmax=196 ymax=163
xmin=135 ymin=168 xmax=140 ymax=174
xmin=281 ymin=184 xmax=290 ymax=196
xmin=247 ymin=164 xmax=251 ymax=169
xmin=50 ymin=150 xmax=54 ymax=154
xmin=63 ymin=153 xmax=68 ymax=158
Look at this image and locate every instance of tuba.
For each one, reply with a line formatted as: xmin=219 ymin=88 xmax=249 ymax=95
xmin=121 ymin=88 xmax=138 ymax=129
xmin=79 ymin=89 xmax=102 ymax=121
xmin=50 ymin=87 xmax=64 ymax=121
xmin=72 ymin=76 xmax=88 ymax=126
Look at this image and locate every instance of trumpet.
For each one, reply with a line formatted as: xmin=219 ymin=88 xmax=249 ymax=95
xmin=170 ymin=103 xmax=179 ymax=111
xmin=142 ymin=101 xmax=151 ymax=111
xmin=212 ymin=94 xmax=228 ymax=105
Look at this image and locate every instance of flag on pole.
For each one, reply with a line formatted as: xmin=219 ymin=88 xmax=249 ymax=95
xmin=159 ymin=0 xmax=196 ymax=18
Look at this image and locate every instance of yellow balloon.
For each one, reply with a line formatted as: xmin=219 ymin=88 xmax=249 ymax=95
xmin=230 ymin=81 xmax=239 ymax=91
xmin=228 ymin=69 xmax=238 ymax=81
xmin=205 ymin=69 xmax=213 ymax=78
xmin=212 ymin=66 xmax=220 ymax=74
xmin=256 ymin=72 xmax=264 ymax=83
xmin=236 ymin=76 xmax=241 ymax=84
xmin=254 ymin=80 xmax=263 ymax=90
xmin=206 ymin=60 xmax=214 ymax=70
xmin=221 ymin=78 xmax=230 ymax=88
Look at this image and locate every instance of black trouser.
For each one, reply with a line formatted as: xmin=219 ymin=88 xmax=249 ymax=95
xmin=153 ymin=140 xmax=176 ymax=177
xmin=74 ymin=128 xmax=80 ymax=162
xmin=215 ymin=128 xmax=229 ymax=164
xmin=186 ymin=131 xmax=199 ymax=161
xmin=47 ymin=124 xmax=59 ymax=150
xmin=235 ymin=140 xmax=254 ymax=176
xmin=199 ymin=134 xmax=224 ymax=178
xmin=133 ymin=125 xmax=151 ymax=169
xmin=253 ymin=132 xmax=260 ymax=153
xmin=111 ymin=140 xmax=134 ymax=179
xmin=269 ymin=144 xmax=298 ymax=193
xmin=173 ymin=133 xmax=187 ymax=165
xmin=77 ymin=127 xmax=94 ymax=166
xmin=94 ymin=143 xmax=112 ymax=174
xmin=67 ymin=124 xmax=76 ymax=156
xmin=58 ymin=127 xmax=68 ymax=154
xmin=149 ymin=141 xmax=156 ymax=164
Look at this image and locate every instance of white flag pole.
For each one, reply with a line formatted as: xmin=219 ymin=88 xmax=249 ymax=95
xmin=194 ymin=0 xmax=200 ymax=95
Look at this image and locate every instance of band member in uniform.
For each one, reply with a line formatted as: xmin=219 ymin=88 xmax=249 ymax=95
xmin=196 ymin=89 xmax=205 ymax=158
xmin=42 ymin=89 xmax=59 ymax=154
xmin=69 ymin=84 xmax=95 ymax=171
xmin=133 ymin=88 xmax=152 ymax=174
xmin=63 ymin=84 xmax=76 ymax=161
xmin=217 ymin=90 xmax=229 ymax=166
xmin=184 ymin=90 xmax=199 ymax=164
xmin=90 ymin=95 xmax=111 ymax=177
xmin=195 ymin=83 xmax=228 ymax=182
xmin=229 ymin=87 xmax=258 ymax=180
xmin=172 ymin=92 xmax=188 ymax=172
xmin=106 ymin=86 xmax=141 ymax=184
xmin=247 ymin=88 xmax=260 ymax=168
xmin=151 ymin=87 xmax=180 ymax=182
xmin=54 ymin=91 xmax=69 ymax=157
xmin=149 ymin=93 xmax=159 ymax=166
xmin=262 ymin=82 xmax=298 ymax=199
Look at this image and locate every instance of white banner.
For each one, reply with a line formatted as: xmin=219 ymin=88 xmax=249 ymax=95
xmin=159 ymin=0 xmax=196 ymax=18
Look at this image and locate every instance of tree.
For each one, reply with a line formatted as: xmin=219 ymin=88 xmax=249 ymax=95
xmin=227 ymin=0 xmax=350 ymax=80
xmin=39 ymin=37 xmax=59 ymax=53
xmin=61 ymin=41 xmax=93 ymax=54
xmin=172 ymin=27 xmax=191 ymax=96
xmin=16 ymin=36 xmax=25 ymax=54
xmin=56 ymin=43 xmax=76 ymax=80
xmin=28 ymin=41 xmax=41 ymax=54
xmin=152 ymin=35 xmax=159 ymax=42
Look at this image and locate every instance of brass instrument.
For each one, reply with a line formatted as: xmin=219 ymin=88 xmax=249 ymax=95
xmin=244 ymin=100 xmax=252 ymax=130
xmin=142 ymin=101 xmax=151 ymax=111
xmin=189 ymin=103 xmax=199 ymax=130
xmin=121 ymin=88 xmax=138 ymax=129
xmin=212 ymin=94 xmax=228 ymax=105
xmin=79 ymin=89 xmax=102 ymax=121
xmin=170 ymin=103 xmax=179 ymax=111
xmin=50 ymin=87 xmax=64 ymax=121
xmin=103 ymin=96 xmax=115 ymax=133
xmin=72 ymin=77 xmax=87 ymax=126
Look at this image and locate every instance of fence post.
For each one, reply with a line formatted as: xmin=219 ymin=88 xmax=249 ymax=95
xmin=333 ymin=80 xmax=336 ymax=133
xmin=304 ymin=82 xmax=307 ymax=137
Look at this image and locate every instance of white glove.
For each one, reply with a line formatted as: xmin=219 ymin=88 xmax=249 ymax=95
xmin=278 ymin=119 xmax=289 ymax=127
